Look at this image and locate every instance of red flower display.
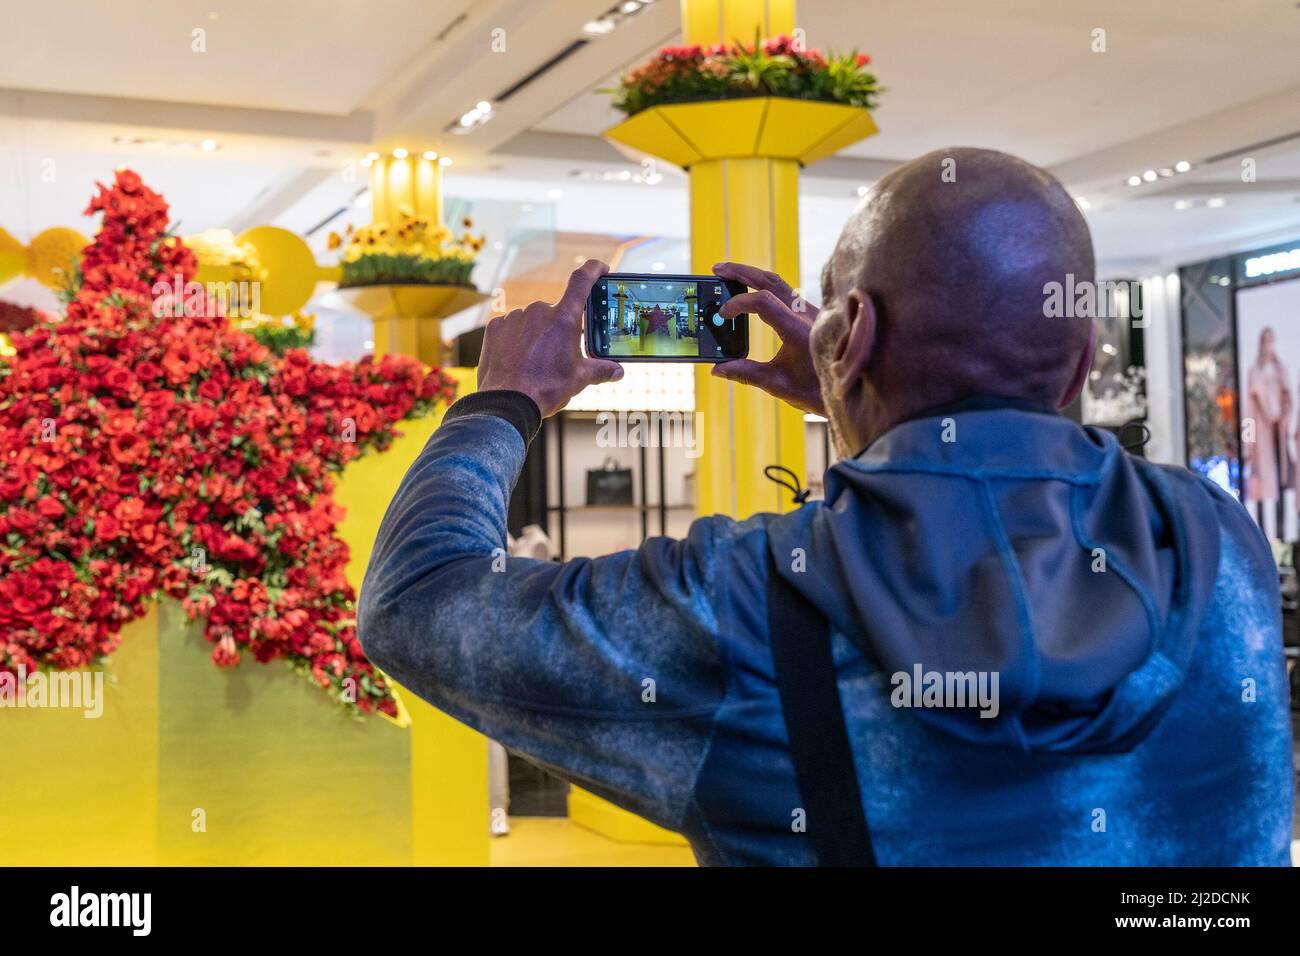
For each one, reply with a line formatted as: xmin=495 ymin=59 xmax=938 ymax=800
xmin=0 ymin=170 xmax=456 ymax=717
xmin=608 ymin=33 xmax=881 ymax=117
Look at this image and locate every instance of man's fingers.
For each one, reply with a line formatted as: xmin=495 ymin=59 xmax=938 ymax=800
xmin=720 ymin=290 xmax=804 ymax=339
xmin=711 ymin=358 xmax=770 ymax=388
xmin=713 ymin=261 xmax=796 ymax=306
xmin=581 ymin=359 xmax=624 ymax=387
xmin=556 ymin=259 xmax=609 ymax=318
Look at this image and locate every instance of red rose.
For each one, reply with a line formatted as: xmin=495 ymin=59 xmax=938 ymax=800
xmin=36 ymin=496 xmax=66 ymax=518
xmin=197 ymin=378 xmax=224 ymax=401
xmin=94 ymin=512 xmax=121 ymax=541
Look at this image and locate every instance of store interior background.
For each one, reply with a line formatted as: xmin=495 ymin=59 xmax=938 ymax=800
xmin=2 ymin=0 xmax=1299 ymax=865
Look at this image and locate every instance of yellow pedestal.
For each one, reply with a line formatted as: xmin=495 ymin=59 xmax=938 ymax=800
xmin=336 ymin=284 xmax=489 ymax=368
xmin=605 ymin=97 xmax=878 ymax=517
xmin=334 ymin=367 xmax=489 ymax=867
xmin=569 ymin=788 xmax=686 ymax=846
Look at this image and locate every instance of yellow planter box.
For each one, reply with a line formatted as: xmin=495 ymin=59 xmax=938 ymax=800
xmin=0 ymin=371 xmax=488 ymax=866
xmin=604 ymin=97 xmax=878 ymax=169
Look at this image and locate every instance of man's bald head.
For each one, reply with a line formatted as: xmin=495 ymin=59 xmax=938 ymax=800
xmin=810 ymin=147 xmax=1095 ymax=454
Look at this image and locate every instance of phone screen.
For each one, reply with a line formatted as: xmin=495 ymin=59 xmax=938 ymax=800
xmin=586 ymin=274 xmax=748 ymax=362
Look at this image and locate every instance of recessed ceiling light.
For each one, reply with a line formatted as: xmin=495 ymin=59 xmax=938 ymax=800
xmin=438 ymin=156 xmax=453 ymax=166
xmin=365 ymin=151 xmax=379 ymax=161
xmin=1127 ymin=176 xmax=1142 ymax=187
xmin=583 ymin=18 xmax=616 ymax=35
xmin=1173 ymin=199 xmax=1192 ymax=211
xmin=856 ymin=185 xmax=869 ymax=197
xmin=620 ymin=1 xmax=641 ymax=13
xmin=1158 ymin=167 xmax=1173 ymax=177
xmin=200 ymin=138 xmax=219 ymax=152
xmin=1206 ymin=197 xmax=1226 ymax=208
xmin=1142 ymin=170 xmax=1158 ymax=182
xmin=423 ymin=150 xmax=438 ymax=161
xmin=1174 ymin=160 xmax=1191 ymax=173
xmin=392 ymin=148 xmax=408 ymax=159
xmin=476 ymin=101 xmax=493 ymax=114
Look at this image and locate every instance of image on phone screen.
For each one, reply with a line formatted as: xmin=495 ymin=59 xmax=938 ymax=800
xmin=587 ymin=275 xmax=748 ymax=362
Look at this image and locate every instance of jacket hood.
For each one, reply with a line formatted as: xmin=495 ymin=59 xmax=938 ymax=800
xmin=768 ymin=404 xmax=1223 ymax=754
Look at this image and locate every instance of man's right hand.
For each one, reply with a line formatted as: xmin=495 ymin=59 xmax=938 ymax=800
xmin=710 ymin=262 xmax=825 ymax=416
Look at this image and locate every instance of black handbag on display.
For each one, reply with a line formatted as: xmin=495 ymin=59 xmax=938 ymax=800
xmin=585 ymin=457 xmax=634 ymax=506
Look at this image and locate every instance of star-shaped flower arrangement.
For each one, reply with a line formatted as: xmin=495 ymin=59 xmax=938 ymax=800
xmin=0 ymin=170 xmax=457 ymax=718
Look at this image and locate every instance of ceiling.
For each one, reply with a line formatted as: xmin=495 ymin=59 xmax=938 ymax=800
xmin=1 ymin=0 xmax=1299 ymax=285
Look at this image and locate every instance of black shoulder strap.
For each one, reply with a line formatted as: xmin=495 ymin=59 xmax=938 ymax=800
xmin=767 ymin=554 xmax=876 ymax=866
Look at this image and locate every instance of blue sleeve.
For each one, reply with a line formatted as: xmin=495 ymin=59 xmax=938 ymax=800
xmin=357 ymin=409 xmax=732 ymax=832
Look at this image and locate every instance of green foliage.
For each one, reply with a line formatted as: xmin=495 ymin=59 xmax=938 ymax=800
xmin=339 ymin=252 xmax=475 ymax=289
xmin=247 ymin=321 xmax=316 ymax=356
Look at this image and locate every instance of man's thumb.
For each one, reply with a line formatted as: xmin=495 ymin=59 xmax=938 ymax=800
xmin=583 ymin=360 xmax=624 ymax=386
xmin=712 ymin=359 xmax=762 ymax=386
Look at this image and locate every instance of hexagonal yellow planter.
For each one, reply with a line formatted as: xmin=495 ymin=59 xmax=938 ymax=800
xmin=336 ymin=285 xmax=490 ymax=367
xmin=604 ymin=97 xmax=878 ymax=169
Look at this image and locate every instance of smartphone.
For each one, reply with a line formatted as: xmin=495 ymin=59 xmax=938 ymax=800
xmin=585 ymin=273 xmax=748 ymax=362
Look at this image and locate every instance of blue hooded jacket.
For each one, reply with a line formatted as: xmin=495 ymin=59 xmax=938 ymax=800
xmin=358 ymin=393 xmax=1293 ymax=865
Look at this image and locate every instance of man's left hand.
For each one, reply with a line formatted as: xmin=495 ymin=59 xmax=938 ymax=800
xmin=477 ymin=259 xmax=624 ymax=417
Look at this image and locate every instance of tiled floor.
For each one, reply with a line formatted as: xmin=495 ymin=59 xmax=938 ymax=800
xmin=489 ymin=817 xmax=695 ymax=867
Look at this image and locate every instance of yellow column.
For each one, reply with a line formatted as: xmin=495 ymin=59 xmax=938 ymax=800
xmin=334 ymin=366 xmax=489 ymax=865
xmin=684 ymin=0 xmax=804 ymax=518
xmin=370 ymin=154 xmax=443 ymax=229
xmin=368 ymin=155 xmax=449 ymax=367
xmin=568 ymin=0 xmax=815 ymax=854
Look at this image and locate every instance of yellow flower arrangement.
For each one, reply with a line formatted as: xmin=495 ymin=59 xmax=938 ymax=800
xmin=330 ymin=209 xmax=484 ymax=288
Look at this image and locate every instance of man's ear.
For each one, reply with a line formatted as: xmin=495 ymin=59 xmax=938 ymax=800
xmin=1058 ymin=320 xmax=1097 ymax=408
xmin=830 ymin=289 xmax=877 ymax=400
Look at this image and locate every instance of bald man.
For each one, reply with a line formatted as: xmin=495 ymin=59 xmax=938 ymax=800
xmin=359 ymin=148 xmax=1293 ymax=866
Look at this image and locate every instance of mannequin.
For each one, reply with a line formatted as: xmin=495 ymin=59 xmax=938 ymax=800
xmin=1245 ymin=326 xmax=1292 ymax=539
